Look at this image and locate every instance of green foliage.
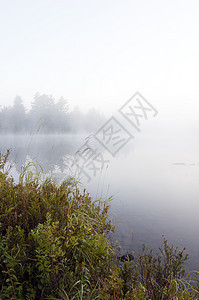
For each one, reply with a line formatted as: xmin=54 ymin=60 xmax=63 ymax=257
xmin=99 ymin=240 xmax=199 ymax=300
xmin=0 ymin=152 xmax=114 ymax=299
xmin=0 ymin=151 xmax=199 ymax=299
xmin=137 ymin=238 xmax=190 ymax=299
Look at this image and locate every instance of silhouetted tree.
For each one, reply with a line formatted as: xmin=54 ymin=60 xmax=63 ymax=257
xmin=0 ymin=94 xmax=105 ymax=134
xmin=11 ymin=96 xmax=26 ymax=133
xmin=0 ymin=106 xmax=12 ymax=133
xmin=28 ymin=94 xmax=69 ymax=134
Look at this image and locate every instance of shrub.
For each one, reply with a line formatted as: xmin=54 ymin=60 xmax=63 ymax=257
xmin=0 ymin=150 xmax=199 ymax=299
xmin=137 ymin=238 xmax=189 ymax=299
xmin=0 ymin=151 xmax=114 ymax=299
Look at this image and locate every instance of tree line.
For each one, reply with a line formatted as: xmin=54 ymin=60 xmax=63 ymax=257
xmin=0 ymin=94 xmax=105 ymax=134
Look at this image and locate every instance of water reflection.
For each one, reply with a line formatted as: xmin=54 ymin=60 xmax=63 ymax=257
xmin=1 ymin=132 xmax=199 ymax=271
xmin=0 ymin=134 xmax=85 ymax=174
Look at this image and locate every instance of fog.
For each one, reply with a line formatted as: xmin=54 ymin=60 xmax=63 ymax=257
xmin=0 ymin=94 xmax=105 ymax=134
xmin=1 ymin=0 xmax=199 ymax=271
xmin=1 ymin=99 xmax=199 ymax=270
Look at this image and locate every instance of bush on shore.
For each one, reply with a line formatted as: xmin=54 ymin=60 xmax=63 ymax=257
xmin=0 ymin=150 xmax=199 ymax=299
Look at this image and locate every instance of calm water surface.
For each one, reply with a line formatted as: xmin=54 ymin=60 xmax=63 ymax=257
xmin=1 ymin=125 xmax=199 ymax=270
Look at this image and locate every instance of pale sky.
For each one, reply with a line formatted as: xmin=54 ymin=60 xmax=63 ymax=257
xmin=0 ymin=0 xmax=199 ymax=118
xmin=1 ymin=1 xmax=199 ymax=264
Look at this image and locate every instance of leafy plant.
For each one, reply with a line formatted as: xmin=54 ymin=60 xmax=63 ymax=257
xmin=1 ymin=151 xmax=199 ymax=299
xmin=0 ymin=152 xmax=114 ymax=299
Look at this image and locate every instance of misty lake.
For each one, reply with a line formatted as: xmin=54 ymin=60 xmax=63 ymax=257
xmin=1 ymin=121 xmax=199 ymax=270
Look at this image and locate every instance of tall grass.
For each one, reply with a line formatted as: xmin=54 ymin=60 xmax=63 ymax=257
xmin=0 ymin=151 xmax=199 ymax=299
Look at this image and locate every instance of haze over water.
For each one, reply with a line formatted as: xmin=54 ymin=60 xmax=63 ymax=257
xmin=1 ymin=105 xmax=199 ymax=271
xmin=1 ymin=0 xmax=199 ymax=272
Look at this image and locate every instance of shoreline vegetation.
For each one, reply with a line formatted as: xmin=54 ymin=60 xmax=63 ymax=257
xmin=0 ymin=94 xmax=105 ymax=135
xmin=0 ymin=150 xmax=199 ymax=299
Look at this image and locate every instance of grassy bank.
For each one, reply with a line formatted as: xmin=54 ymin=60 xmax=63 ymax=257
xmin=0 ymin=150 xmax=199 ymax=299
